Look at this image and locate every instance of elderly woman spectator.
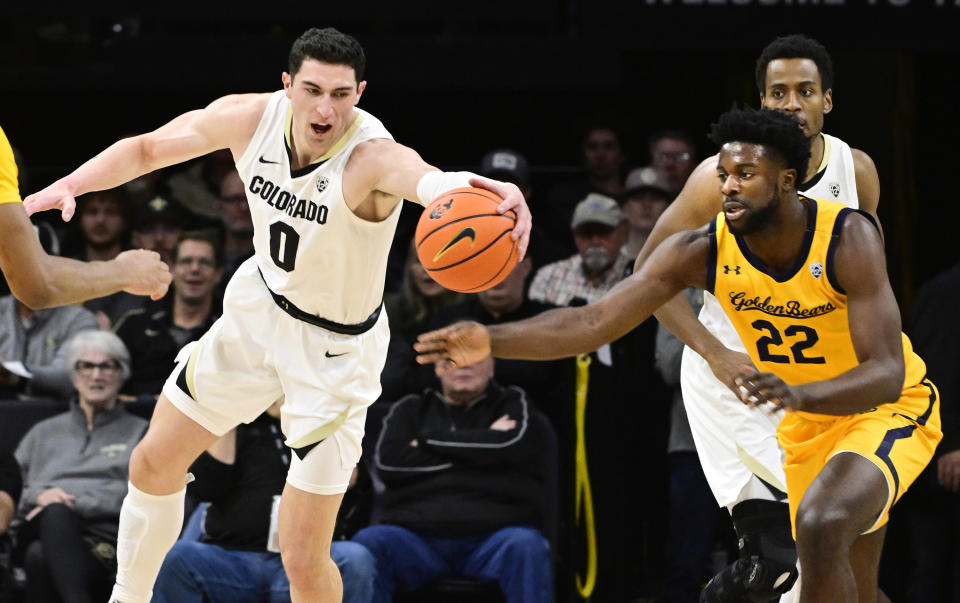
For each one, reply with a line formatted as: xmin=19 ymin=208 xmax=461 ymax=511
xmin=14 ymin=330 xmax=147 ymax=603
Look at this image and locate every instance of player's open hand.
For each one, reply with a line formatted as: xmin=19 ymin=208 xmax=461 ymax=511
xmin=706 ymin=346 xmax=757 ymax=396
xmin=734 ymin=367 xmax=806 ymax=413
xmin=114 ymin=249 xmax=172 ymax=300
xmin=469 ymin=176 xmax=531 ymax=262
xmin=414 ymin=321 xmax=491 ymax=375
xmin=23 ymin=181 xmax=78 ymax=222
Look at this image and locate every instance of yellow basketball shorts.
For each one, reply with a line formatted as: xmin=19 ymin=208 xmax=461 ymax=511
xmin=778 ymin=378 xmax=941 ymax=534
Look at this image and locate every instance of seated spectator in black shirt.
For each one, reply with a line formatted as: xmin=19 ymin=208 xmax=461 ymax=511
xmin=14 ymin=330 xmax=147 ymax=603
xmin=424 ymin=255 xmax=569 ymax=410
xmin=353 ymin=357 xmax=553 ymax=603
xmin=114 ymin=230 xmax=222 ymax=398
xmin=153 ymin=402 xmax=375 ymax=603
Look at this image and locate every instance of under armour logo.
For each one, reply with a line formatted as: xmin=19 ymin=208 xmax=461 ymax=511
xmin=723 ymin=265 xmax=741 ymax=275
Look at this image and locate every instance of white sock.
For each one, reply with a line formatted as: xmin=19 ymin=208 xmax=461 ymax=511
xmin=108 ymin=481 xmax=186 ymax=603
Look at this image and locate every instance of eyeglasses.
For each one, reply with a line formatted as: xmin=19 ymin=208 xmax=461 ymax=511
xmin=75 ymin=360 xmax=121 ymax=377
xmin=653 ymin=151 xmax=692 ymax=164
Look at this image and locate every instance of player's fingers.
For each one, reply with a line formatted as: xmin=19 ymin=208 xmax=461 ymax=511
xmin=414 ymin=351 xmax=449 ymax=365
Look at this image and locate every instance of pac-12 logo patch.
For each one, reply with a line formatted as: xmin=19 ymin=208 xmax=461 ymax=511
xmin=316 ymin=176 xmax=329 ymax=193
xmin=829 ymin=182 xmax=841 ymax=198
xmin=809 ymin=262 xmax=824 ymax=278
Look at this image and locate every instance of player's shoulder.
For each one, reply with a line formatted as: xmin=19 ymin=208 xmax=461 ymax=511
xmin=205 ymin=92 xmax=273 ymax=118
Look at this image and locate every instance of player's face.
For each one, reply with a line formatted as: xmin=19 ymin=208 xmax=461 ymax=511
xmin=73 ymin=349 xmax=123 ymax=407
xmin=716 ymin=142 xmax=786 ymax=235
xmin=761 ymin=58 xmax=833 ymax=139
xmin=173 ymin=240 xmax=223 ymax=304
xmin=283 ymin=59 xmax=367 ymax=156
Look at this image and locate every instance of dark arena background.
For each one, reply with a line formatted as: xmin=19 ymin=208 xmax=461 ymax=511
xmin=1 ymin=2 xmax=959 ymax=601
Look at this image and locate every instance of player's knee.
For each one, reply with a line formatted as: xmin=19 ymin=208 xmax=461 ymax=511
xmin=795 ymin=500 xmax=853 ymax=545
xmin=701 ymin=500 xmax=798 ymax=603
xmin=280 ymin=538 xmax=331 ymax=588
xmin=128 ymin=440 xmax=179 ymax=486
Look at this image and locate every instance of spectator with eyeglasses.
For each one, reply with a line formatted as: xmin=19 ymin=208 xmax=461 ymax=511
xmin=14 ymin=330 xmax=147 ymax=603
xmin=648 ymin=130 xmax=697 ymax=196
xmin=114 ymin=230 xmax=224 ymax=399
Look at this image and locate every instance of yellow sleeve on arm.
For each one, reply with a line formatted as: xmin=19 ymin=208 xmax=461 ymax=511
xmin=0 ymin=126 xmax=23 ymax=206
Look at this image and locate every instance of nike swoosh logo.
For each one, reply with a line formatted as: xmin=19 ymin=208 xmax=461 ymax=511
xmin=433 ymin=227 xmax=477 ymax=262
xmin=258 ymin=156 xmax=281 ymax=164
xmin=325 ymin=351 xmax=348 ymax=358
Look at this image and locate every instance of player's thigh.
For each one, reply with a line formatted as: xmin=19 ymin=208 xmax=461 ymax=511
xmin=132 ymin=394 xmax=220 ymax=482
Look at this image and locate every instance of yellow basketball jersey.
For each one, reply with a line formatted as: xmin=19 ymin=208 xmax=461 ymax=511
xmin=0 ymin=126 xmax=22 ymax=206
xmin=708 ymin=195 xmax=927 ymax=421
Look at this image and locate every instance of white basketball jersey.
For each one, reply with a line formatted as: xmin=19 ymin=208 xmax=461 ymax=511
xmin=697 ymin=133 xmax=860 ymax=353
xmin=234 ymin=91 xmax=401 ymax=325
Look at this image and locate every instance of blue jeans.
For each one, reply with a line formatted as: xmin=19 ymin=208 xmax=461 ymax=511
xmin=153 ymin=540 xmax=375 ymax=603
xmin=352 ymin=524 xmax=553 ymax=603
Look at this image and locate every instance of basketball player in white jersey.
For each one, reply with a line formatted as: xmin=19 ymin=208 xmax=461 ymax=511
xmin=631 ymin=35 xmax=881 ymax=602
xmin=24 ymin=28 xmax=531 ymax=603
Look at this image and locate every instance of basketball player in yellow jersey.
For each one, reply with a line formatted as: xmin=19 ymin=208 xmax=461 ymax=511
xmin=415 ymin=107 xmax=941 ymax=603
xmin=0 ymin=126 xmax=170 ymax=308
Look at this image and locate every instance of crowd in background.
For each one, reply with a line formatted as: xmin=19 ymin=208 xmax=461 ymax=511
xmin=0 ymin=122 xmax=956 ymax=603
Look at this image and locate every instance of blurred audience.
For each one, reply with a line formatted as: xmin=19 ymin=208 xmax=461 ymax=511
xmin=0 ymin=451 xmax=21 ymax=602
xmin=478 ymin=149 xmax=565 ymax=271
xmin=894 ymin=259 xmax=960 ymax=602
xmin=544 ymin=125 xmax=627 ymax=256
xmin=216 ymin=170 xmax=255 ymax=285
xmin=0 ymin=223 xmax=98 ymax=398
xmin=622 ymin=166 xmax=673 ymax=259
xmin=14 ymin=331 xmax=147 ymax=603
xmin=354 ymin=357 xmax=553 ymax=603
xmin=648 ymin=130 xmax=697 ymax=196
xmin=114 ymin=230 xmax=223 ymax=398
xmin=131 ymin=195 xmax=188 ymax=267
xmin=528 ymin=193 xmax=630 ymax=307
xmin=153 ymin=402 xmax=375 ymax=603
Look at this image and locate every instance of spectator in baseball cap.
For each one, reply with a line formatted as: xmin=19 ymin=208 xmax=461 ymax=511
xmin=622 ymin=166 xmax=673 ymax=258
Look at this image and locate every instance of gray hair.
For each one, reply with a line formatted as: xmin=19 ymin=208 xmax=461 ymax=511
xmin=64 ymin=330 xmax=132 ymax=382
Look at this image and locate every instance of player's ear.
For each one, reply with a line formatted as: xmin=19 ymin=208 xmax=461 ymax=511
xmin=356 ymin=80 xmax=367 ymax=103
xmin=823 ymin=88 xmax=833 ymax=115
xmin=782 ymin=168 xmax=797 ymax=191
xmin=282 ymin=72 xmax=293 ymax=95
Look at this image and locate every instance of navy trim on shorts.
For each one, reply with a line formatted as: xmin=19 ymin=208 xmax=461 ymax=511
xmin=916 ymin=379 xmax=937 ymax=427
xmin=706 ymin=217 xmax=718 ymax=295
xmin=875 ymin=425 xmax=918 ymax=495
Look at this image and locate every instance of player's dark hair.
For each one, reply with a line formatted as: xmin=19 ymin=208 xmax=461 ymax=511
xmin=709 ymin=108 xmax=811 ymax=184
xmin=755 ymin=34 xmax=834 ymax=95
xmin=289 ymin=27 xmax=366 ymax=81
xmin=173 ymin=229 xmax=224 ymax=269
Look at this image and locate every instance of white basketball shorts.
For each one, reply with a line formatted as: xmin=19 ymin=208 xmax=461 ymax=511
xmin=163 ymin=257 xmax=390 ymax=494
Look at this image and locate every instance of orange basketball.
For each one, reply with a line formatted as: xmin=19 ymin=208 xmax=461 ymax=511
xmin=415 ymin=187 xmax=519 ymax=293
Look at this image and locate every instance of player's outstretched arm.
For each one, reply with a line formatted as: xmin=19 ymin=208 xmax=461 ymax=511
xmin=416 ymin=228 xmax=709 ymax=368
xmin=0 ymin=204 xmax=170 ymax=308
xmin=24 ymin=93 xmax=268 ymax=221
xmin=359 ymin=140 xmax=532 ymax=260
xmin=736 ymin=213 xmax=904 ymax=415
